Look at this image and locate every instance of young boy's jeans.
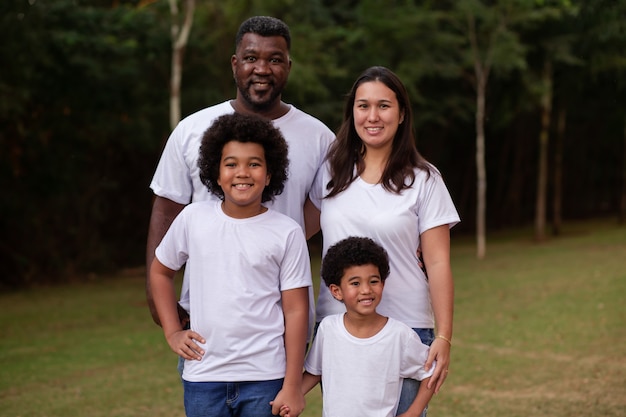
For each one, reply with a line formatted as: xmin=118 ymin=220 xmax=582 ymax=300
xmin=183 ymin=378 xmax=284 ymax=417
xmin=396 ymin=328 xmax=435 ymax=417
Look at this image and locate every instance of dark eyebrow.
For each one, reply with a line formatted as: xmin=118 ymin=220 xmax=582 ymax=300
xmin=241 ymin=47 xmax=287 ymax=57
xmin=355 ymin=99 xmax=393 ymax=104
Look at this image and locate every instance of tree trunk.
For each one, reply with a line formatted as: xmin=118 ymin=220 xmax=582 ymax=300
xmin=475 ymin=74 xmax=487 ymax=259
xmin=552 ymin=107 xmax=566 ymax=235
xmin=534 ymin=58 xmax=552 ymax=242
xmin=169 ymin=0 xmax=195 ymax=130
xmin=467 ymin=11 xmax=489 ymax=259
xmin=620 ymin=114 xmax=626 ymax=224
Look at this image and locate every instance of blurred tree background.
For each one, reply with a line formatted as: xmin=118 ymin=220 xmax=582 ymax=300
xmin=1 ymin=0 xmax=624 ymax=287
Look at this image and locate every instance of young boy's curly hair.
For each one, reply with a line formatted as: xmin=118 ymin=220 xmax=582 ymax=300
xmin=321 ymin=236 xmax=390 ymax=287
xmin=198 ymin=113 xmax=289 ymax=203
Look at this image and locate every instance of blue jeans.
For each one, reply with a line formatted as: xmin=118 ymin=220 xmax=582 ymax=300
xmin=396 ymin=328 xmax=434 ymax=417
xmin=183 ymin=378 xmax=284 ymax=417
xmin=177 ymin=320 xmax=191 ymax=380
xmin=177 ymin=355 xmax=184 ymax=379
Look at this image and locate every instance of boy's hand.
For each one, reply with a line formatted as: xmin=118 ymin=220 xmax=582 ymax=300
xmin=166 ymin=329 xmax=205 ymax=361
xmin=269 ymin=403 xmax=292 ymax=417
xmin=270 ymin=385 xmax=304 ymax=417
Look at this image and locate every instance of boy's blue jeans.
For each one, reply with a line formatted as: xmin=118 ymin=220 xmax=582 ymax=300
xmin=183 ymin=378 xmax=284 ymax=417
xmin=396 ymin=328 xmax=435 ymax=417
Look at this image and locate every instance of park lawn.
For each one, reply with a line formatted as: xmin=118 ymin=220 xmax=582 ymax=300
xmin=0 ymin=219 xmax=624 ymax=417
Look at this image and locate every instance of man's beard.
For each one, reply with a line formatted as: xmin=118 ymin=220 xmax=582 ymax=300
xmin=237 ymin=82 xmax=282 ymax=112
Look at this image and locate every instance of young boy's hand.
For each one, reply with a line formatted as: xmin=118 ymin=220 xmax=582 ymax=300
xmin=270 ymin=385 xmax=304 ymax=417
xmin=166 ymin=329 xmax=205 ymax=361
xmin=269 ymin=402 xmax=291 ymax=417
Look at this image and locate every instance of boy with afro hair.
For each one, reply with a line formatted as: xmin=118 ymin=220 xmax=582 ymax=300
xmin=151 ymin=112 xmax=311 ymax=417
xmin=277 ymin=236 xmax=435 ymax=417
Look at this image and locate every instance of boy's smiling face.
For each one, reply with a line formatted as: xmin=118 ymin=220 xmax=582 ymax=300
xmin=330 ymin=263 xmax=384 ymax=316
xmin=217 ymin=140 xmax=270 ymax=218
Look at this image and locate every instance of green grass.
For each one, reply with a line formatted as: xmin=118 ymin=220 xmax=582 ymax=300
xmin=1 ymin=219 xmax=625 ymax=417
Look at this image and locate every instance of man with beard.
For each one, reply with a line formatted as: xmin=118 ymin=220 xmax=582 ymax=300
xmin=145 ymin=16 xmax=333 ymax=368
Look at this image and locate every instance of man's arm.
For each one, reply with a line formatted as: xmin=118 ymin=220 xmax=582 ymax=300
xmin=145 ymin=196 xmax=185 ymax=326
xmin=303 ymin=197 xmax=321 ymax=240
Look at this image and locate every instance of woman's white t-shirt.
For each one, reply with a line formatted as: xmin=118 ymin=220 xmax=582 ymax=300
xmin=310 ymin=164 xmax=460 ymax=329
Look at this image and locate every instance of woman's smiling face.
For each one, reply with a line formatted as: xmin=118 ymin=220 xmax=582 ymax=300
xmin=353 ymin=80 xmax=404 ymax=153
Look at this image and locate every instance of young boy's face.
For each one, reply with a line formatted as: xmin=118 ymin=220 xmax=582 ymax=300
xmin=330 ymin=263 xmax=384 ymax=316
xmin=217 ymin=140 xmax=270 ymax=218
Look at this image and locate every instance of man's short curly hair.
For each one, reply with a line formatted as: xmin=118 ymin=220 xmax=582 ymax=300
xmin=198 ymin=113 xmax=289 ymax=203
xmin=321 ymin=237 xmax=390 ymax=288
xmin=235 ymin=16 xmax=291 ymax=51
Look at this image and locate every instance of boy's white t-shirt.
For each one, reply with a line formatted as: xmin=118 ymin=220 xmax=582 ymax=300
xmin=305 ymin=314 xmax=434 ymax=417
xmin=150 ymin=101 xmax=334 ymax=337
xmin=155 ymin=200 xmax=312 ymax=382
xmin=310 ymin=164 xmax=460 ymax=329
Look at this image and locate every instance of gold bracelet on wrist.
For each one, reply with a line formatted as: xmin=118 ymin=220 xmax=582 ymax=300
xmin=436 ymin=334 xmax=452 ymax=346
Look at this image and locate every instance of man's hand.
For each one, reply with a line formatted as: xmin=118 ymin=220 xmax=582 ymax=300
xmin=177 ymin=303 xmax=190 ymax=328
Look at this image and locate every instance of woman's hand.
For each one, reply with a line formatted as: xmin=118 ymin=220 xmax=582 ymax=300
xmin=425 ymin=336 xmax=450 ymax=394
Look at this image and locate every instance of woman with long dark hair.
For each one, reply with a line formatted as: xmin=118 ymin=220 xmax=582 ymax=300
xmin=306 ymin=66 xmax=460 ymax=416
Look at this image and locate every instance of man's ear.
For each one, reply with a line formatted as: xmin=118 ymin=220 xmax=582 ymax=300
xmin=329 ymin=284 xmax=343 ymax=302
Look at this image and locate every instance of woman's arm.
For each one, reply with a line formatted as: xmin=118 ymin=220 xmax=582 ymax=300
xmin=420 ymin=225 xmax=454 ymax=393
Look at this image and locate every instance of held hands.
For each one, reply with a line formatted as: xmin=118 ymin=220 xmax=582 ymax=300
xmin=166 ymin=329 xmax=206 ymax=361
xmin=425 ymin=336 xmax=451 ymax=394
xmin=270 ymin=385 xmax=305 ymax=417
xmin=273 ymin=404 xmax=292 ymax=417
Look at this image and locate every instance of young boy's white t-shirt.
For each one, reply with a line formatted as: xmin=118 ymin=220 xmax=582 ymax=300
xmin=305 ymin=314 xmax=434 ymax=417
xmin=155 ymin=199 xmax=312 ymax=382
xmin=310 ymin=164 xmax=460 ymax=329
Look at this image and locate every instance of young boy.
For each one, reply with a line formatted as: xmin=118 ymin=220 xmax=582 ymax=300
xmin=150 ymin=113 xmax=310 ymax=417
xmin=277 ymin=236 xmax=435 ymax=417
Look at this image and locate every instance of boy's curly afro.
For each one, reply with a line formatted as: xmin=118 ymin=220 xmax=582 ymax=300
xmin=321 ymin=236 xmax=390 ymax=287
xmin=198 ymin=113 xmax=289 ymax=203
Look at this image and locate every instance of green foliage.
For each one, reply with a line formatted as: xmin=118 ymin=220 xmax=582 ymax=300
xmin=0 ymin=0 xmax=170 ymax=284
xmin=0 ymin=0 xmax=625 ymax=284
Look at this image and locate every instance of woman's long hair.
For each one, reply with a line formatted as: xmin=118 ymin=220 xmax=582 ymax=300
xmin=325 ymin=66 xmax=431 ymax=198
